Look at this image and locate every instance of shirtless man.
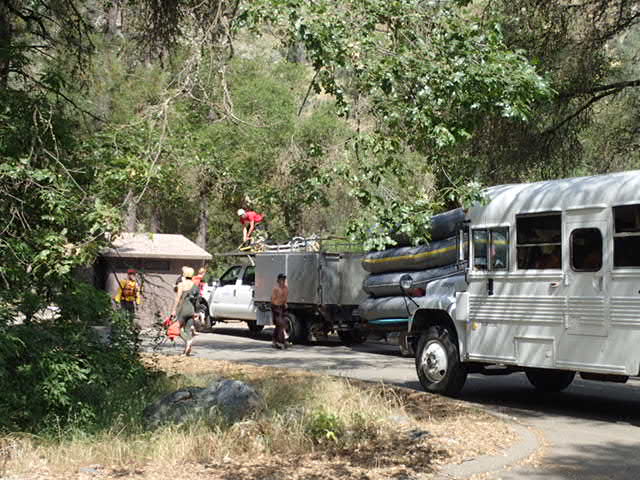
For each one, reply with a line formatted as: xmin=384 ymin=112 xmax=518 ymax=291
xmin=271 ymin=273 xmax=289 ymax=349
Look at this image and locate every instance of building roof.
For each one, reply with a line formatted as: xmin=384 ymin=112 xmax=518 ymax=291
xmin=102 ymin=233 xmax=212 ymax=260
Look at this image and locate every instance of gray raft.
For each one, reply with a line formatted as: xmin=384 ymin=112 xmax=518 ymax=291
xmin=362 ymin=235 xmax=464 ymax=274
xmin=363 ymin=263 xmax=463 ymax=297
xmin=360 ymin=296 xmax=416 ymax=321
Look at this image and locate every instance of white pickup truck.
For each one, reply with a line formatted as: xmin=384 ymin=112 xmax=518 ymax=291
xmin=200 ymin=263 xmax=263 ymax=333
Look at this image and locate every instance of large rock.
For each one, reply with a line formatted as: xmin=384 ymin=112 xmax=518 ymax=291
xmin=144 ymin=378 xmax=263 ymax=428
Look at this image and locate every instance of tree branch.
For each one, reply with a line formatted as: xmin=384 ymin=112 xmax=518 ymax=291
xmin=298 ymin=70 xmax=319 ymax=117
xmin=560 ymin=79 xmax=640 ymax=98
xmin=544 ymin=88 xmax=624 ymax=135
xmin=13 ymin=70 xmax=105 ymax=123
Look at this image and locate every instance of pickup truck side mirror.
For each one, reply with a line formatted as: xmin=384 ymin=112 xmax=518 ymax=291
xmin=208 ymin=279 xmax=218 ymax=287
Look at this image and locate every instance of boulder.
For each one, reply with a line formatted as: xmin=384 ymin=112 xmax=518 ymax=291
xmin=143 ymin=378 xmax=263 ymax=428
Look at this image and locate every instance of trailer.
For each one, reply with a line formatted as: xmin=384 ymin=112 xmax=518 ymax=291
xmin=253 ymin=251 xmax=368 ymax=344
xmin=204 ymin=250 xmax=369 ymax=345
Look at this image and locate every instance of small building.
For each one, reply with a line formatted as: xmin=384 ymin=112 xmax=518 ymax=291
xmin=97 ymin=233 xmax=212 ymax=327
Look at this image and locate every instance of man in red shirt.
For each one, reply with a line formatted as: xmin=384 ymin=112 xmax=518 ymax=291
xmin=237 ymin=208 xmax=266 ymax=243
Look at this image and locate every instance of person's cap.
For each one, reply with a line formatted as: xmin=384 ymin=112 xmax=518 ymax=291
xmin=277 ymin=273 xmax=286 ymax=280
xmin=182 ymin=266 xmax=195 ymax=279
xmin=237 ymin=208 xmax=246 ymax=216
xmin=127 ymin=268 xmax=137 ymax=274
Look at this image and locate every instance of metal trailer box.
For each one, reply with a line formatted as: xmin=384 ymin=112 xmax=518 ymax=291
xmin=254 ymin=252 xmax=367 ymax=306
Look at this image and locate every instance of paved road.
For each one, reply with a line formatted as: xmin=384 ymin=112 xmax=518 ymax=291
xmin=149 ymin=323 xmax=640 ymax=479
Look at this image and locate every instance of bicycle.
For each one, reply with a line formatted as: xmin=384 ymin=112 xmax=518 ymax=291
xmin=238 ymin=229 xmax=269 ymax=252
xmin=147 ymin=316 xmax=180 ymax=352
xmin=238 ymin=235 xmax=321 ymax=253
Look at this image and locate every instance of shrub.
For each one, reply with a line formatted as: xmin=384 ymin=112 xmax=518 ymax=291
xmin=0 ymin=283 xmax=155 ymax=434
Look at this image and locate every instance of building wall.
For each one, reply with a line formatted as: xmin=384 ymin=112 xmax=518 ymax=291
xmin=103 ymin=258 xmax=206 ymax=327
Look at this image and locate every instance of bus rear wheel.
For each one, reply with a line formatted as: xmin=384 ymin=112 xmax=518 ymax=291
xmin=525 ymin=368 xmax=575 ymax=392
xmin=415 ymin=326 xmax=467 ymax=396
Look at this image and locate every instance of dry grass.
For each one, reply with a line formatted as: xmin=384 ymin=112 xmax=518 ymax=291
xmin=1 ymin=354 xmax=517 ymax=480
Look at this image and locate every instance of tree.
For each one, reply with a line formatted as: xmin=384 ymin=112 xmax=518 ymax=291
xmin=244 ymin=0 xmax=552 ymax=248
xmin=463 ymin=0 xmax=640 ymax=182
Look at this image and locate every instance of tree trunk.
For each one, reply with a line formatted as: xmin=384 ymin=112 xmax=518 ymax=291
xmin=123 ymin=190 xmax=137 ymax=232
xmin=148 ymin=206 xmax=161 ymax=233
xmin=0 ymin=2 xmax=11 ymax=89
xmin=105 ymin=0 xmax=123 ymax=38
xmin=196 ymin=192 xmax=209 ymax=248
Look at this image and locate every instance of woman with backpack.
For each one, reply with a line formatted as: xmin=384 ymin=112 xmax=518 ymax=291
xmin=170 ymin=266 xmax=200 ymax=356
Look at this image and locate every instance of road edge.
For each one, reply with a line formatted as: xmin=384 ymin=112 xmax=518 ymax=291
xmin=434 ymin=411 xmax=542 ymax=479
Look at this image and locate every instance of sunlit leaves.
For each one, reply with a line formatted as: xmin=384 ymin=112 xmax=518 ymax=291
xmin=245 ymin=0 xmax=551 ymax=248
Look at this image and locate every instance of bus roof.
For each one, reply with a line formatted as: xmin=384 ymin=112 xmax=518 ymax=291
xmin=470 ymin=170 xmax=640 ymax=225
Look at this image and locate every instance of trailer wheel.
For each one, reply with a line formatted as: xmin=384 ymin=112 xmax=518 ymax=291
xmin=247 ymin=321 xmax=264 ymax=335
xmin=286 ymin=312 xmax=309 ymax=344
xmin=415 ymin=326 xmax=467 ymax=396
xmin=525 ymin=368 xmax=575 ymax=392
xmin=338 ymin=329 xmax=368 ymax=346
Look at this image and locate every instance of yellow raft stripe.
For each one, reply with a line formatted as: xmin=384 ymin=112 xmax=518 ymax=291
xmin=363 ymin=243 xmax=463 ymax=265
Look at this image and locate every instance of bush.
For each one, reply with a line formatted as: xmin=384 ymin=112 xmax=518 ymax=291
xmin=0 ymin=284 xmax=156 ymax=434
xmin=306 ymin=409 xmax=345 ymax=444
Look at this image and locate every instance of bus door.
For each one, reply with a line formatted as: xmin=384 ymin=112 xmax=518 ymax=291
xmin=563 ymin=208 xmax=609 ymax=338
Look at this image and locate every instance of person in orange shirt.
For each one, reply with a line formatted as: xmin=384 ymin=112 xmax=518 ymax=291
xmin=192 ymin=267 xmax=207 ymax=294
xmin=114 ymin=269 xmax=141 ymax=320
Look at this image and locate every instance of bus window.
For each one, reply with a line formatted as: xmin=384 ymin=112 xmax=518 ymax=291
xmin=490 ymin=228 xmax=509 ymax=270
xmin=473 ymin=228 xmax=509 ymax=271
xmin=516 ymin=213 xmax=562 ymax=269
xmin=472 ymin=230 xmax=488 ymax=270
xmin=613 ymin=204 xmax=640 ymax=267
xmin=571 ymin=228 xmax=602 ymax=272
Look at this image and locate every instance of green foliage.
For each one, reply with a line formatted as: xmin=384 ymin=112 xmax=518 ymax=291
xmin=245 ymin=0 xmax=552 ymax=247
xmin=168 ymin=53 xmax=352 ymax=248
xmin=0 ymin=297 xmax=152 ymax=433
xmin=305 ymin=409 xmax=345 ymax=444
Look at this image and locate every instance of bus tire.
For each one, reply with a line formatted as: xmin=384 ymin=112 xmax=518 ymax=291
xmin=415 ymin=326 xmax=467 ymax=396
xmin=525 ymin=368 xmax=575 ymax=392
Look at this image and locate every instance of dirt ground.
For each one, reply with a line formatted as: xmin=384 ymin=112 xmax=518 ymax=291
xmin=5 ymin=355 xmax=517 ymax=480
xmin=131 ymin=355 xmax=516 ymax=480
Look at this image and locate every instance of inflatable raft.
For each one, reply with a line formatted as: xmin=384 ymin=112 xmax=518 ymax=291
xmin=359 ymin=296 xmax=416 ymax=321
xmin=363 ymin=263 xmax=463 ymax=297
xmin=362 ymin=234 xmax=467 ymax=274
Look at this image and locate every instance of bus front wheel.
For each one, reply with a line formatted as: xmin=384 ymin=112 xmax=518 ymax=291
xmin=415 ymin=326 xmax=467 ymax=396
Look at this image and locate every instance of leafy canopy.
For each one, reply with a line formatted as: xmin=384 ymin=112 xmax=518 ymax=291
xmin=244 ymin=0 xmax=552 ymax=248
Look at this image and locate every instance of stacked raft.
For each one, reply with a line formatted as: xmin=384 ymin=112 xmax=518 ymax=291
xmin=359 ymin=209 xmax=467 ymax=325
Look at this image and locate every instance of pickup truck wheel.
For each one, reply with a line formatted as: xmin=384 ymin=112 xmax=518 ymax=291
xmin=415 ymin=326 xmax=467 ymax=396
xmin=195 ymin=300 xmax=210 ymax=332
xmin=247 ymin=321 xmax=264 ymax=335
xmin=286 ymin=312 xmax=309 ymax=344
xmin=338 ymin=329 xmax=368 ymax=346
xmin=525 ymin=368 xmax=575 ymax=392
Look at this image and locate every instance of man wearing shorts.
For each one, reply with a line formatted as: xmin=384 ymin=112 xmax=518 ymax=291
xmin=271 ymin=273 xmax=289 ymax=349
